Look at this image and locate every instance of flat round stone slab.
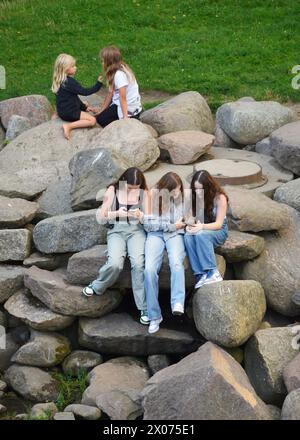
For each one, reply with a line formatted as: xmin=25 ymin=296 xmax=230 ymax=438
xmin=197 ymin=159 xmax=264 ymax=186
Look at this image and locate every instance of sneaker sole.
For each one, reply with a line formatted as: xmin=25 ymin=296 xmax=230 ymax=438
xmin=202 ymin=278 xmax=223 ymax=286
xmin=140 ymin=318 xmax=150 ymax=325
xmin=172 ymin=311 xmax=184 ymax=316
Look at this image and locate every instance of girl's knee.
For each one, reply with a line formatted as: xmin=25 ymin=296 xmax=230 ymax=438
xmin=89 ymin=116 xmax=97 ymax=126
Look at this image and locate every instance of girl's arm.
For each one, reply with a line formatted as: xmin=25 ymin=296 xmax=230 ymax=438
xmin=96 ymin=186 xmax=115 ymax=224
xmin=119 ymin=86 xmax=128 ymax=118
xmin=98 ymin=90 xmax=113 ymax=113
xmin=65 ymin=76 xmax=103 ymax=96
xmin=202 ymin=194 xmax=227 ymax=230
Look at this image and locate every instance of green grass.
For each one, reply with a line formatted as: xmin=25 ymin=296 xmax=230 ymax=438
xmin=0 ymin=0 xmax=299 ymax=111
xmin=51 ymin=369 xmax=89 ymax=412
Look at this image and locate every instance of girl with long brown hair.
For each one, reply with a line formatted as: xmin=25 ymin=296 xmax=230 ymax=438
xmin=95 ymin=46 xmax=142 ymax=127
xmin=143 ymin=172 xmax=187 ymax=334
xmin=184 ymin=170 xmax=228 ymax=288
xmin=82 ymin=167 xmax=151 ymax=325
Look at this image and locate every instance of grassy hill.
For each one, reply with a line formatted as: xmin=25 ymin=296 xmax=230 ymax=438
xmin=0 ymin=0 xmax=299 ymax=110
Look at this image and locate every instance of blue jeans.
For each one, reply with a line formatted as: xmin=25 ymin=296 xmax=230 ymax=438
xmin=91 ymin=223 xmax=147 ymax=311
xmin=184 ymin=220 xmax=228 ymax=281
xmin=144 ymin=231 xmax=186 ymax=320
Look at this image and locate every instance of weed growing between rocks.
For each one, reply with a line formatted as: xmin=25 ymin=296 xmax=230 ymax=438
xmin=51 ymin=369 xmax=89 ymax=412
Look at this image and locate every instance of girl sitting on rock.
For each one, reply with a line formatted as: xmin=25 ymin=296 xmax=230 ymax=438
xmin=52 ymin=53 xmax=103 ymax=139
xmin=184 ymin=170 xmax=228 ymax=289
xmin=143 ymin=172 xmax=187 ymax=334
xmin=82 ymin=167 xmax=151 ymax=326
xmin=95 ymin=46 xmax=143 ymax=127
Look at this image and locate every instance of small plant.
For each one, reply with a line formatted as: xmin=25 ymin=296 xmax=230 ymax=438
xmin=51 ymin=369 xmax=89 ymax=412
xmin=25 ymin=408 xmax=53 ymax=421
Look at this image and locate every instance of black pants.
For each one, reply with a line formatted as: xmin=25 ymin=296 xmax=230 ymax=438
xmin=96 ymin=104 xmax=142 ymax=128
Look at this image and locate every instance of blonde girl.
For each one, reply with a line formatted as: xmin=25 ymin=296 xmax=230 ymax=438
xmin=96 ymin=46 xmax=142 ymax=127
xmin=52 ymin=53 xmax=103 ymax=139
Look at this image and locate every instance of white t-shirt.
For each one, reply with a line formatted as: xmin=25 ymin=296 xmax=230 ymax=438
xmin=112 ymin=70 xmax=142 ymax=119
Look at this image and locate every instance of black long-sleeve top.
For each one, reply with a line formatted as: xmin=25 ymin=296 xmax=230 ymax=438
xmin=56 ymin=76 xmax=102 ymax=121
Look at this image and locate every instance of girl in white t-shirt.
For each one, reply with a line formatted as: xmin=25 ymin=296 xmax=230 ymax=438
xmin=96 ymin=46 xmax=143 ymax=127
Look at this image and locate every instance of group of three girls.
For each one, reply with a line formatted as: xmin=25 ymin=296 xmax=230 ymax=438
xmin=82 ymin=167 xmax=229 ymax=334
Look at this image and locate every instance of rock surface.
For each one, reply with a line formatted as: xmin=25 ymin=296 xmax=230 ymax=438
xmin=62 ymin=350 xmax=103 ymax=376
xmin=36 ymin=177 xmax=73 ymax=219
xmin=274 ymin=178 xmax=300 ymax=211
xmin=216 ymin=230 xmax=265 ymax=262
xmin=283 ymin=352 xmax=300 ymax=393
xmin=0 ymin=229 xmax=31 ymax=262
xmin=64 ymin=404 xmax=101 ymax=420
xmin=0 ymin=95 xmax=52 ymax=129
xmin=0 ymin=265 xmax=24 ymax=303
xmin=5 ymin=115 xmax=32 ymax=141
xmin=0 ymin=195 xmax=38 ymax=228
xmin=270 ymin=121 xmax=300 ymax=174
xmin=281 ymin=389 xmax=300 ymax=420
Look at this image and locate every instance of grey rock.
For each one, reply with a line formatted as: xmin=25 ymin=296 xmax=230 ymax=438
xmin=0 ymin=404 xmax=7 ymax=414
xmin=255 ymin=137 xmax=273 ymax=156
xmin=11 ymin=330 xmax=71 ymax=367
xmin=79 ymin=313 xmax=198 ymax=356
xmin=226 ymin=187 xmax=288 ymax=232
xmin=147 ymin=355 xmax=171 ymax=375
xmin=5 ymin=115 xmax=32 ymax=140
xmin=0 ymin=380 xmax=7 ymax=392
xmin=140 ymin=91 xmax=215 ymax=136
xmin=281 ymin=389 xmax=300 ymax=420
xmin=24 ymin=266 xmax=123 ymax=318
xmin=36 ymin=177 xmax=73 ymax=219
xmin=64 ymin=404 xmax=101 ymax=420
xmin=62 ymin=350 xmax=103 ymax=376
xmin=0 ymin=265 xmax=24 ymax=303
xmin=0 ymin=229 xmax=31 ymax=262
xmin=69 ymin=148 xmax=124 ymax=211
xmin=283 ymin=352 xmax=300 ymax=393
xmin=54 ymin=412 xmax=75 ymax=420
xmin=0 ymin=333 xmax=21 ymax=372
xmin=216 ymin=230 xmax=265 ymax=263
xmin=270 ymin=121 xmax=300 ymax=174
xmin=141 ymin=342 xmax=272 ymax=420
xmin=234 ymin=206 xmax=300 ymax=316
xmin=214 ymin=124 xmax=241 ymax=149
xmin=193 ymin=280 xmax=266 ymax=348
xmin=4 ymin=365 xmax=59 ymax=402
xmin=216 ymin=100 xmax=296 ymax=145
xmin=96 ymin=390 xmax=142 ymax=420
xmin=0 ymin=310 xmax=7 ymax=327
xmin=82 ymin=356 xmax=149 ymax=406
xmin=4 ymin=289 xmax=75 ymax=331
xmin=274 ymin=178 xmax=300 ymax=211
xmin=244 ymin=327 xmax=299 ymax=405
xmin=23 ymin=252 xmax=67 ymax=271
xmin=0 ymin=195 xmax=38 ymax=228
xmin=267 ymin=405 xmax=281 ymax=420
xmin=0 ymin=95 xmax=53 ymax=129
xmin=31 ymin=402 xmax=58 ymax=419
xmin=33 ymin=210 xmax=107 ymax=254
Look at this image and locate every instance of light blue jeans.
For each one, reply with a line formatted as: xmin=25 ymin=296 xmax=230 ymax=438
xmin=144 ymin=231 xmax=186 ymax=320
xmin=90 ymin=223 xmax=147 ymax=311
xmin=184 ymin=219 xmax=228 ymax=282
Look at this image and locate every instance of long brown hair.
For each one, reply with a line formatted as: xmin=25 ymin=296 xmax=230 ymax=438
xmin=191 ymin=170 xmax=228 ymax=221
xmin=100 ymin=46 xmax=136 ymax=91
xmin=109 ymin=167 xmax=148 ymax=191
xmin=154 ymin=172 xmax=184 ymax=216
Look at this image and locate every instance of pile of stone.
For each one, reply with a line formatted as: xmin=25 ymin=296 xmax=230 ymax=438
xmin=0 ymin=91 xmax=300 ymax=420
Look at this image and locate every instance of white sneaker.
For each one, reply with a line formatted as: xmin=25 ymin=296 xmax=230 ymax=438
xmin=202 ymin=269 xmax=223 ymax=285
xmin=172 ymin=303 xmax=184 ymax=316
xmin=195 ymin=273 xmax=208 ymax=289
xmin=148 ymin=317 xmax=163 ymax=334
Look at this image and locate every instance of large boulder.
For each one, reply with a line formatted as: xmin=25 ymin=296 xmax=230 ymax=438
xmin=62 ymin=350 xmax=103 ymax=376
xmin=140 ymin=92 xmax=215 ymax=136
xmin=216 ymin=230 xmax=265 ymax=263
xmin=0 ymin=95 xmax=53 ymax=129
xmin=69 ymin=148 xmax=124 ymax=211
xmin=244 ymin=327 xmax=299 ymax=405
xmin=216 ymin=100 xmax=296 ymax=145
xmin=193 ymin=280 xmax=266 ymax=347
xmin=4 ymin=289 xmax=75 ymax=331
xmin=89 ymin=118 xmax=160 ymax=171
xmin=96 ymin=390 xmax=142 ymax=420
xmin=33 ymin=210 xmax=107 ymax=254
xmin=226 ymin=187 xmax=288 ymax=232
xmin=274 ymin=178 xmax=300 ymax=211
xmin=4 ymin=365 xmax=59 ymax=402
xmin=157 ymin=130 xmax=214 ymax=164
xmin=0 ymin=195 xmax=38 ymax=227
xmin=0 ymin=229 xmax=31 ymax=262
xmin=36 ymin=177 xmax=73 ymax=219
xmin=79 ymin=313 xmax=198 ymax=356
xmin=283 ymin=352 xmax=300 ymax=393
xmin=0 ymin=119 xmax=102 ymax=200
xmin=24 ymin=266 xmax=123 ymax=318
xmin=81 ymin=357 xmax=150 ymax=407
xmin=270 ymin=121 xmax=300 ymax=175
xmin=234 ymin=206 xmax=300 ymax=316
xmin=11 ymin=330 xmax=71 ymax=367
xmin=23 ymin=252 xmax=66 ymax=271
xmin=141 ymin=342 xmax=272 ymax=420
xmin=281 ymin=389 xmax=300 ymax=420
xmin=5 ymin=115 xmax=32 ymax=140
xmin=0 ymin=265 xmax=24 ymax=303
xmin=66 ymin=244 xmax=225 ymax=286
